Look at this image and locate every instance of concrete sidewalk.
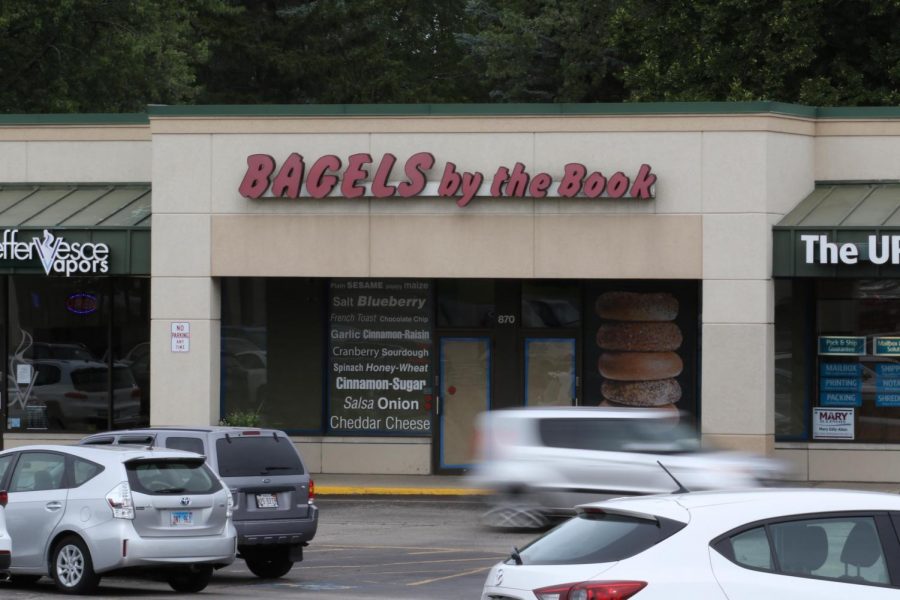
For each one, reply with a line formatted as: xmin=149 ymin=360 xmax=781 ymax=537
xmin=312 ymin=473 xmax=900 ymax=496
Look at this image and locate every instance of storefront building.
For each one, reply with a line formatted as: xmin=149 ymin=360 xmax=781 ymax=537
xmin=5 ymin=103 xmax=900 ymax=482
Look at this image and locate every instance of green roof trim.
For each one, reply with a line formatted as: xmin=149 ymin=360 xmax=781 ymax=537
xmin=0 ymin=113 xmax=148 ymax=126
xmin=146 ymin=101 xmax=821 ymax=118
xmin=6 ymin=103 xmax=900 ymax=124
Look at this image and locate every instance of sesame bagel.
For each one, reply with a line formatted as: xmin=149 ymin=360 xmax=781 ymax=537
xmin=595 ymin=292 xmax=679 ymax=322
xmin=598 ymin=351 xmax=683 ymax=381
xmin=596 ymin=322 xmax=683 ymax=352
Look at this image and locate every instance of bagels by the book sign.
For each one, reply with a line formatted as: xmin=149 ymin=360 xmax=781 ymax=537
xmin=238 ymin=152 xmax=656 ymax=207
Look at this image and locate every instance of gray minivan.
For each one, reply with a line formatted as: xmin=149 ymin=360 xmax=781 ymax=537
xmin=81 ymin=427 xmax=317 ymax=579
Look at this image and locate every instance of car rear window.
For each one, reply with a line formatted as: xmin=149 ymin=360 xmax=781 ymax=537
xmin=126 ymin=459 xmax=222 ymax=495
xmin=517 ymin=512 xmax=685 ymax=565
xmin=71 ymin=366 xmax=135 ymax=391
xmin=215 ymin=436 xmax=304 ymax=477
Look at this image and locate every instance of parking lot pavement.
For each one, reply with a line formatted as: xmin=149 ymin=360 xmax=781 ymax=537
xmin=0 ymin=496 xmax=533 ymax=600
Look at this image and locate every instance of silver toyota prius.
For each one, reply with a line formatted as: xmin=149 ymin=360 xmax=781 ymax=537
xmin=0 ymin=444 xmax=236 ymax=594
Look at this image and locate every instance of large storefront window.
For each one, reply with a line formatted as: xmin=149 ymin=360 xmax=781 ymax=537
xmin=221 ymin=277 xmax=701 ymax=441
xmin=220 ymin=278 xmax=324 ymax=431
xmin=776 ymin=278 xmax=900 ymax=443
xmin=815 ymin=280 xmax=900 ymax=443
xmin=6 ymin=276 xmax=150 ymax=433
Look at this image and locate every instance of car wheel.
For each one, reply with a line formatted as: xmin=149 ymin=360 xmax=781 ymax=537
xmin=480 ymin=489 xmax=549 ymax=531
xmin=167 ymin=565 xmax=212 ymax=593
xmin=245 ymin=549 xmax=294 ymax=579
xmin=50 ymin=536 xmax=100 ymax=595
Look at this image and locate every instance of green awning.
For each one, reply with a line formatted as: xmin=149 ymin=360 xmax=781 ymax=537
xmin=0 ymin=184 xmax=150 ymax=275
xmin=774 ymin=183 xmax=900 ymax=277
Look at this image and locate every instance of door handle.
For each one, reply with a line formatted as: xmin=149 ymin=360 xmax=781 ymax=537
xmin=435 ymin=395 xmax=440 ymax=416
xmin=45 ymin=501 xmax=63 ymax=511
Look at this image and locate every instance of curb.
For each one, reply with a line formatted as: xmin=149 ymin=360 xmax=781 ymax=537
xmin=316 ymin=485 xmax=486 ymax=496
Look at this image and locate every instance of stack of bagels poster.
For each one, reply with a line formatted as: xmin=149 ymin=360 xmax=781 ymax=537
xmin=587 ymin=283 xmax=697 ymax=419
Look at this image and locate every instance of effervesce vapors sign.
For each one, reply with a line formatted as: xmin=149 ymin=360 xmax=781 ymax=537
xmin=239 ymin=152 xmax=656 ymax=207
xmin=0 ymin=229 xmax=109 ymax=276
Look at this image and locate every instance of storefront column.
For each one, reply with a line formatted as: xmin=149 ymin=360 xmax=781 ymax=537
xmin=701 ymin=219 xmax=776 ymax=456
xmin=149 ymin=213 xmax=219 ymax=426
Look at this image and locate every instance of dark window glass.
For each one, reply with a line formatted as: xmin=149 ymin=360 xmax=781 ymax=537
xmin=33 ymin=364 xmax=61 ymax=386
xmin=6 ymin=276 xmax=149 ymax=434
xmin=215 ymin=437 xmax=304 ymax=477
xmin=522 ymin=282 xmax=581 ymax=328
xmin=221 ymin=278 xmax=324 ymax=431
xmin=72 ymin=458 xmax=104 ymax=487
xmin=70 ymin=366 xmax=135 ymax=391
xmin=9 ymin=452 xmax=66 ymax=492
xmin=166 ymin=436 xmax=205 ymax=455
xmin=117 ymin=435 xmax=154 ymax=445
xmin=775 ymin=280 xmax=809 ymax=439
xmin=437 ymin=279 xmax=495 ymax=327
xmin=722 ymin=527 xmax=773 ymax=570
xmin=815 ymin=279 xmax=900 ymax=443
xmin=111 ymin=278 xmax=150 ymax=429
xmin=518 ymin=512 xmax=685 ymax=565
xmin=126 ymin=460 xmax=221 ymax=495
xmin=81 ymin=437 xmax=114 ymax=445
xmin=0 ymin=454 xmax=15 ymax=483
xmin=770 ymin=517 xmax=889 ymax=585
xmin=538 ymin=418 xmax=701 ymax=453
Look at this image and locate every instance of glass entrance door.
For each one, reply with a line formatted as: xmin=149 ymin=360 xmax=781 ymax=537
xmin=524 ymin=337 xmax=578 ymax=406
xmin=436 ymin=337 xmax=491 ymax=470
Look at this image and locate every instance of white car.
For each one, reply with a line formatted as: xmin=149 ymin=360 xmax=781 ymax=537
xmin=0 ymin=492 xmax=10 ymax=574
xmin=469 ymin=406 xmax=790 ymax=528
xmin=482 ymin=488 xmax=900 ymax=599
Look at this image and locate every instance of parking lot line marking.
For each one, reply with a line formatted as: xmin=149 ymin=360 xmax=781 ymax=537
xmin=407 ymin=566 xmax=492 ymax=586
xmin=296 ymin=557 xmax=500 ymax=570
xmin=316 ymin=543 xmax=504 ymax=554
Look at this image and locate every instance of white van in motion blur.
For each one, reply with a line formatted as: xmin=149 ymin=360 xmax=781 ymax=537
xmin=468 ymin=406 xmax=791 ymax=529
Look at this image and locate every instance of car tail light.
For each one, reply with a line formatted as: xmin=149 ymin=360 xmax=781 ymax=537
xmin=534 ymin=581 xmax=647 ymax=600
xmin=65 ymin=391 xmax=88 ymax=400
xmin=308 ymin=479 xmax=316 ymax=503
xmin=226 ymin=491 xmax=235 ymax=518
xmin=131 ymin=387 xmax=141 ymax=398
xmin=106 ymin=482 xmax=135 ymax=519
xmin=242 ymin=430 xmax=260 ymax=435
xmin=0 ymin=490 xmax=7 ymax=507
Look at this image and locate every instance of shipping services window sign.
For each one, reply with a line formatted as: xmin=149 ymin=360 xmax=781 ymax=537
xmin=327 ymin=279 xmax=433 ymax=435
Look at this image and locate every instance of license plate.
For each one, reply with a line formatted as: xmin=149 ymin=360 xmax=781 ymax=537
xmin=170 ymin=511 xmax=193 ymax=526
xmin=256 ymin=493 xmax=278 ymax=508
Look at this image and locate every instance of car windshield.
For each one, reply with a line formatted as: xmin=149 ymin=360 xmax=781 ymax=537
xmin=517 ymin=512 xmax=683 ymax=565
xmin=215 ymin=436 xmax=304 ymax=477
xmin=538 ymin=417 xmax=702 ymax=453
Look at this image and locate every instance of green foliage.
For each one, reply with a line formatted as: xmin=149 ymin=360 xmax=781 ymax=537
xmin=0 ymin=0 xmax=232 ymax=113
xmin=219 ymin=410 xmax=262 ymax=427
xmin=196 ymin=0 xmax=486 ymax=104
xmin=4 ymin=1 xmax=900 ymax=111
xmin=612 ymin=0 xmax=900 ymax=105
xmin=460 ymin=0 xmax=626 ymax=102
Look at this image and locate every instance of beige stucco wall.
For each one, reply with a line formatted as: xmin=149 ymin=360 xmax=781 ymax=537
xmin=144 ymin=112 xmax=900 ymax=476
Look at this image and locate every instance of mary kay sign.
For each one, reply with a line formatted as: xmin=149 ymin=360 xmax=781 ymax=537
xmin=239 ymin=152 xmax=656 ymax=207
